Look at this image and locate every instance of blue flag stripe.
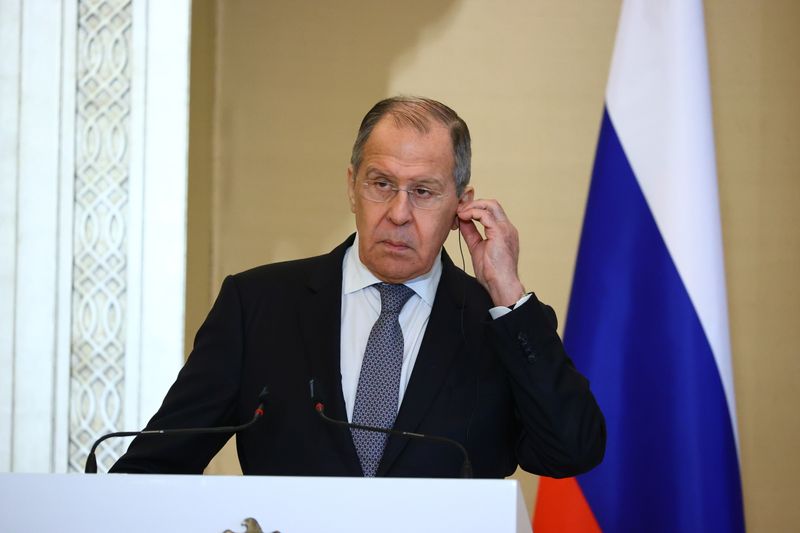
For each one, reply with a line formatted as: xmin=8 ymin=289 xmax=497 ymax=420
xmin=567 ymin=109 xmax=745 ymax=532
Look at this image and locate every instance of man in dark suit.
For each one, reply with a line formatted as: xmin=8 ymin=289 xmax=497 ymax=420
xmin=111 ymin=96 xmax=605 ymax=478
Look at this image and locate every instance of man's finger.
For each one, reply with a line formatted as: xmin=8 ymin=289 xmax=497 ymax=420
xmin=458 ymin=218 xmax=483 ymax=253
xmin=458 ymin=206 xmax=498 ymax=233
xmin=459 ymin=199 xmax=507 ymax=221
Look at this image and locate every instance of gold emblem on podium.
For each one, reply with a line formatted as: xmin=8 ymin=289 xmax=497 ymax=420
xmin=222 ymin=516 xmax=279 ymax=533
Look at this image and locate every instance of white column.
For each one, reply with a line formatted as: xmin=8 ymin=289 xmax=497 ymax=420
xmin=0 ymin=0 xmax=76 ymax=473
xmin=126 ymin=0 xmax=191 ymax=430
xmin=0 ymin=0 xmax=23 ymax=473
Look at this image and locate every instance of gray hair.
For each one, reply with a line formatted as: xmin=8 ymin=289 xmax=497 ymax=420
xmin=350 ymin=96 xmax=471 ymax=196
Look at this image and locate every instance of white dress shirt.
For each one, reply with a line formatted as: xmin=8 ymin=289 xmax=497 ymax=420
xmin=340 ymin=234 xmax=442 ymax=421
xmin=340 ymin=234 xmax=531 ymax=421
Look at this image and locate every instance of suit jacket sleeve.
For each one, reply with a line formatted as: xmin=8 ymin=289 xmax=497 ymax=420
xmin=110 ymin=275 xmax=245 ymax=473
xmin=488 ymin=292 xmax=606 ymax=478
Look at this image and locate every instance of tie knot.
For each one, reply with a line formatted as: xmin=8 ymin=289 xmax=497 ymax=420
xmin=376 ymin=283 xmax=415 ymax=315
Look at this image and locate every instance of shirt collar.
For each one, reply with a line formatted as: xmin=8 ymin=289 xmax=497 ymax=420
xmin=343 ymin=233 xmax=442 ymax=307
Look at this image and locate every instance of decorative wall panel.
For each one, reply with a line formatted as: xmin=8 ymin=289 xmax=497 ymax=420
xmin=69 ymin=0 xmax=132 ymax=473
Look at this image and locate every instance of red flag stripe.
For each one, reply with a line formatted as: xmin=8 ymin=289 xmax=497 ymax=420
xmin=533 ymin=477 xmax=602 ymax=532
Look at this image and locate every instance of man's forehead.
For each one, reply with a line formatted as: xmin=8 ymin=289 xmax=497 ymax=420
xmin=360 ymin=147 xmax=454 ymax=186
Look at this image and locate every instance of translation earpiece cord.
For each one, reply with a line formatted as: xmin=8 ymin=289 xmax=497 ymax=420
xmin=457 ymin=224 xmax=468 ymax=340
xmin=457 ymin=221 xmax=478 ymax=459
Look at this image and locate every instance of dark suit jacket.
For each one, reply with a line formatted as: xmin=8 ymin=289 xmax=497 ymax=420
xmin=111 ymin=235 xmax=605 ymax=478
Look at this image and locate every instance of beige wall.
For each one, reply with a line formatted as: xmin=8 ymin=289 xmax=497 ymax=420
xmin=186 ymin=1 xmax=800 ymax=530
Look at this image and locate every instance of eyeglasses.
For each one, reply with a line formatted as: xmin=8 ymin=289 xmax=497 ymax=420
xmin=359 ymin=178 xmax=449 ymax=210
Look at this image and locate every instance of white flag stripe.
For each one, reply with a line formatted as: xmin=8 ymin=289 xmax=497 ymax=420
xmin=605 ymin=0 xmax=738 ymax=445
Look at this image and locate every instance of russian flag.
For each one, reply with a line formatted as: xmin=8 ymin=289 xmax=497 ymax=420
xmin=533 ymin=1 xmax=745 ymax=532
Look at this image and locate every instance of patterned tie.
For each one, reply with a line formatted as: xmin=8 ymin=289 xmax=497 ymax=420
xmin=351 ymin=282 xmax=415 ymax=477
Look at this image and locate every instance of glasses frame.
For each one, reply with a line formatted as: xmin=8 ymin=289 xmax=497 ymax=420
xmin=358 ymin=178 xmax=450 ymax=210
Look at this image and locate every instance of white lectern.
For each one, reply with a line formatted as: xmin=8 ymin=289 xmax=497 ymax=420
xmin=0 ymin=474 xmax=532 ymax=532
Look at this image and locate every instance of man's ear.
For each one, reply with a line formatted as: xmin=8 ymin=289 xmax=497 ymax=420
xmin=459 ymin=186 xmax=475 ymax=204
xmin=451 ymin=185 xmax=475 ymax=230
xmin=346 ymin=166 xmax=356 ymax=213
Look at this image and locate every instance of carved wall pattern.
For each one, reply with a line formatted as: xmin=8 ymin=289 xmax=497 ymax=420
xmin=69 ymin=0 xmax=132 ymax=472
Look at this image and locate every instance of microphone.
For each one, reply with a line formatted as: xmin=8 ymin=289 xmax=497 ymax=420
xmin=309 ymin=379 xmax=473 ymax=478
xmin=84 ymin=386 xmax=269 ymax=474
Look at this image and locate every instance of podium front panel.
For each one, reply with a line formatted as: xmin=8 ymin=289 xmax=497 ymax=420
xmin=0 ymin=473 xmax=532 ymax=532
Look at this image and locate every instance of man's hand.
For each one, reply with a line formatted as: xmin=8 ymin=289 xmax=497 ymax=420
xmin=456 ymin=199 xmax=526 ymax=307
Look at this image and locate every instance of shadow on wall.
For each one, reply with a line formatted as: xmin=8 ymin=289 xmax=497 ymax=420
xmin=214 ymin=0 xmax=463 ymax=275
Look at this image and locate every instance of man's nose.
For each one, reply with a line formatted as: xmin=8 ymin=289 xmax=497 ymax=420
xmin=386 ymin=190 xmax=413 ymax=225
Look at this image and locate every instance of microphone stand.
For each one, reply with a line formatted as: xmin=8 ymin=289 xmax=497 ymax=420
xmin=85 ymin=387 xmax=268 ymax=474
xmin=310 ymin=379 xmax=473 ymax=478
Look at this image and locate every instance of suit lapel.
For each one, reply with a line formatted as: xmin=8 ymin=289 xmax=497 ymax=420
xmin=377 ymin=251 xmax=467 ymax=476
xmin=300 ymin=235 xmax=362 ymax=475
